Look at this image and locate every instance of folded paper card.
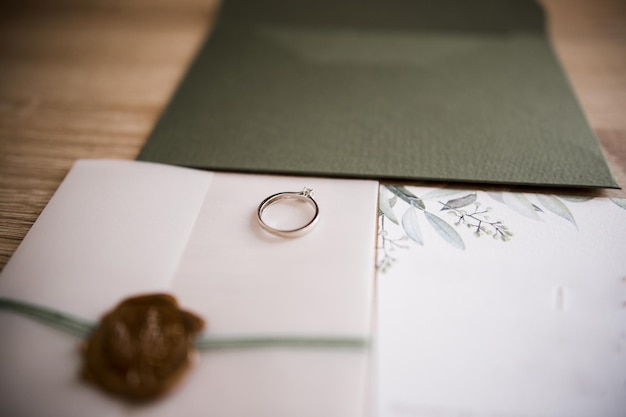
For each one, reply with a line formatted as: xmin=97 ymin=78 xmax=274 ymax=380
xmin=138 ymin=0 xmax=616 ymax=188
xmin=376 ymin=185 xmax=626 ymax=417
xmin=0 ymin=160 xmax=379 ymax=417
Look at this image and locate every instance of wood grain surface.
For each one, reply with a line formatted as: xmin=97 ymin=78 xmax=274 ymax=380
xmin=1 ymin=0 xmax=625 ymax=269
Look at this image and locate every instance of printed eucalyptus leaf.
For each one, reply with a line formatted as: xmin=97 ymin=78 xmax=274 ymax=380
xmin=401 ymin=207 xmax=424 ymax=245
xmin=424 ymin=211 xmax=465 ymax=250
xmin=386 ymin=185 xmax=425 ymax=210
xmin=502 ymin=193 xmax=542 ymax=221
xmin=560 ymin=196 xmax=594 ymax=203
xmin=536 ymin=194 xmax=577 ymax=227
xmin=611 ymin=198 xmax=626 ymax=211
xmin=487 ymin=192 xmax=505 ymax=204
xmin=390 ymin=195 xmax=398 ymax=208
xmin=441 ymin=193 xmax=477 ymax=210
xmin=379 ymin=188 xmax=399 ymax=224
xmin=421 ymin=188 xmax=467 ymax=200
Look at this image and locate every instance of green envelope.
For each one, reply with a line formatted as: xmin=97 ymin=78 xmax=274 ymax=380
xmin=138 ymin=0 xmax=617 ymax=188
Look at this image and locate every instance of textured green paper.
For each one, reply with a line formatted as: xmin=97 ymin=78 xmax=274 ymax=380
xmin=139 ymin=0 xmax=617 ymax=188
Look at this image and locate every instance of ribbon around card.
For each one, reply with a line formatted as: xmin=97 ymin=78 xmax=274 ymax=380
xmin=0 ymin=294 xmax=370 ymax=401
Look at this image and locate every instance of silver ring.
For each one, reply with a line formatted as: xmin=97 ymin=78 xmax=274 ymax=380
xmin=257 ymin=187 xmax=319 ymax=238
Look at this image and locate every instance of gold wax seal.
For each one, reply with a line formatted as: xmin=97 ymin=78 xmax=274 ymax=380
xmin=82 ymin=294 xmax=204 ymax=401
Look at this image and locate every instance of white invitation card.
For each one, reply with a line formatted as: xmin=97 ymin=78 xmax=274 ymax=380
xmin=0 ymin=160 xmax=379 ymax=417
xmin=376 ymin=185 xmax=626 ymax=417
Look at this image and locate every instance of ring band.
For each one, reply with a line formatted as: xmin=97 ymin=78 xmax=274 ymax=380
xmin=257 ymin=188 xmax=319 ymax=238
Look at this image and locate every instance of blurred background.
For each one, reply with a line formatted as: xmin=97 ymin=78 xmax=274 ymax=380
xmin=0 ymin=0 xmax=624 ymax=267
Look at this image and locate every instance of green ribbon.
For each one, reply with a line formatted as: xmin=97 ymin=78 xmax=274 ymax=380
xmin=194 ymin=336 xmax=369 ymax=350
xmin=0 ymin=297 xmax=93 ymax=338
xmin=0 ymin=297 xmax=370 ymax=351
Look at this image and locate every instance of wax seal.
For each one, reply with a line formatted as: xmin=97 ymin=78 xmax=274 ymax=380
xmin=82 ymin=293 xmax=204 ymax=401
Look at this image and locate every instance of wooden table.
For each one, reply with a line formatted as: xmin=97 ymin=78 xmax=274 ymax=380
xmin=1 ymin=0 xmax=625 ymax=269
